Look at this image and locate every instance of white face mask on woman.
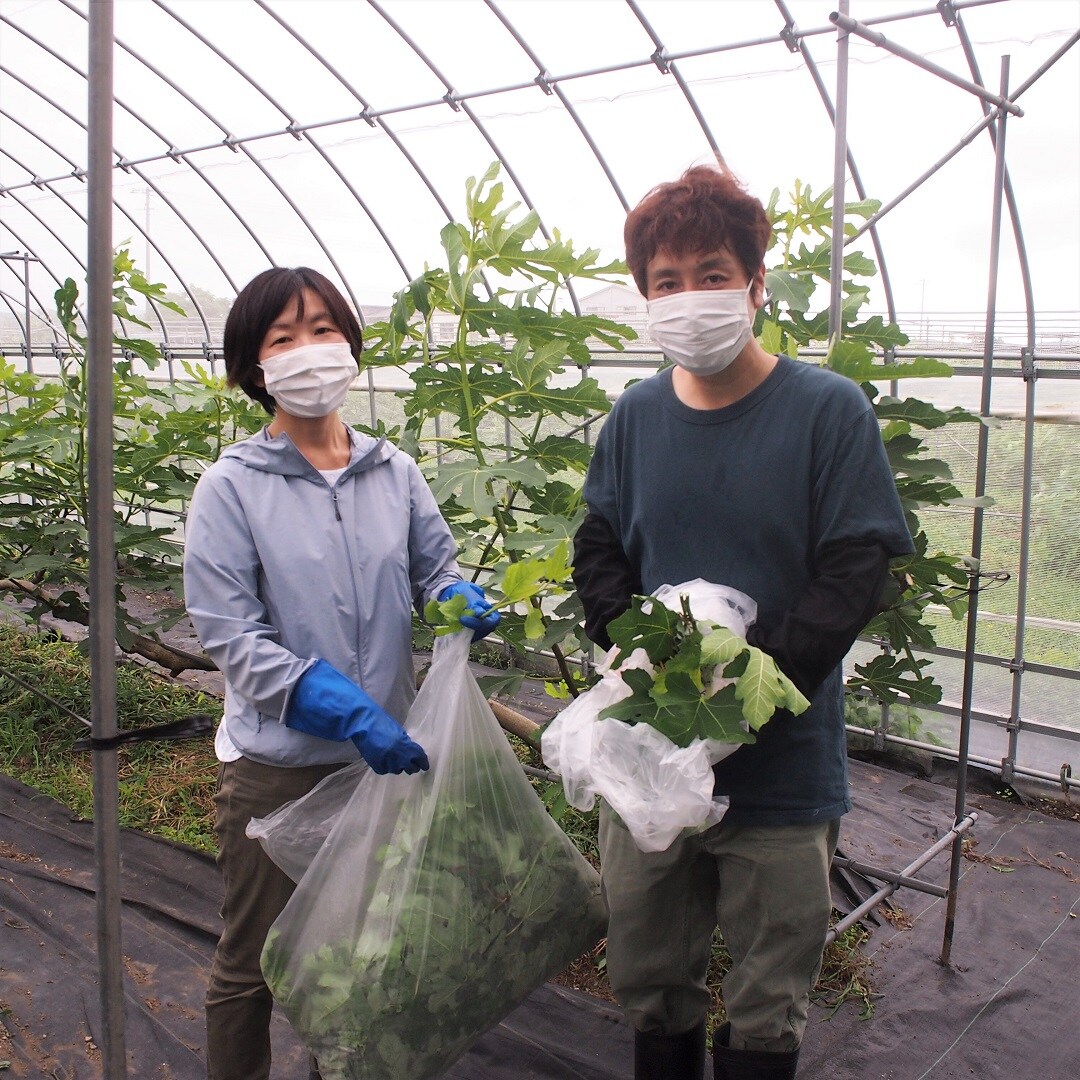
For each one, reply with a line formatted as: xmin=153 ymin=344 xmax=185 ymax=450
xmin=645 ymin=284 xmax=754 ymax=376
xmin=260 ymin=341 xmax=358 ymax=418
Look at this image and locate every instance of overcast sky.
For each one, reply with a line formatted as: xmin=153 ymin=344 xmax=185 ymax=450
xmin=0 ymin=0 xmax=1077 ymax=324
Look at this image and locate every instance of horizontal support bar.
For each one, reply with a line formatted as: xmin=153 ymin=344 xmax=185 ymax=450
xmin=827 ymin=812 xmax=978 ymax=942
xmin=831 ymin=11 xmax=1023 ymax=116
xmin=833 ymin=854 xmax=950 ymax=897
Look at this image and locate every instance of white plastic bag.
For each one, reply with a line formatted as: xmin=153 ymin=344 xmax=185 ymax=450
xmin=649 ymin=578 xmax=756 ymax=638
xmin=255 ymin=631 xmax=607 ymax=1080
xmin=542 ymin=580 xmax=756 ymax=853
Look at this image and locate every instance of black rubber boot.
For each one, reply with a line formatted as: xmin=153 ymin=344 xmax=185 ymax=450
xmin=711 ymin=1023 xmax=799 ymax=1080
xmin=634 ymin=1020 xmax=707 ymax=1079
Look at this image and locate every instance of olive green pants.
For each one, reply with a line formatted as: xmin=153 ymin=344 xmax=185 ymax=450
xmin=599 ymin=804 xmax=840 ymax=1053
xmin=206 ymin=756 xmax=345 ymax=1080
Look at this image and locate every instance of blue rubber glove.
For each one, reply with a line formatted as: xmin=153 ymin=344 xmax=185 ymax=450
xmin=285 ymin=660 xmax=428 ymax=775
xmin=438 ymin=581 xmax=500 ymax=642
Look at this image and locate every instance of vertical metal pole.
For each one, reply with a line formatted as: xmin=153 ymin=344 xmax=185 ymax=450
xmin=22 ymin=253 xmax=32 ymax=371
xmin=366 ymin=365 xmax=378 ymax=429
xmin=952 ymin=14 xmax=1041 ymax=787
xmin=87 ymin=0 xmax=127 ymax=1074
xmin=1 ymin=252 xmax=37 ymax=372
xmin=827 ymin=0 xmax=850 ymax=341
xmin=941 ymin=55 xmax=1010 ymax=967
xmin=1003 ymin=344 xmax=1037 ymax=781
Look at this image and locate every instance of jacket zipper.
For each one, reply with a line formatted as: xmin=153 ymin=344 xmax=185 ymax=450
xmin=330 ymin=485 xmax=341 ymax=521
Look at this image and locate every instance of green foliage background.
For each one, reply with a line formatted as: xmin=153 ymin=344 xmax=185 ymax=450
xmin=2 ymin=167 xmax=1071 ymax=721
xmin=0 ymin=249 xmax=267 ymax=650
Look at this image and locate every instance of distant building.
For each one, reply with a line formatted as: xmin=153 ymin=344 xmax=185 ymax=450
xmin=578 ymin=282 xmax=647 ymax=334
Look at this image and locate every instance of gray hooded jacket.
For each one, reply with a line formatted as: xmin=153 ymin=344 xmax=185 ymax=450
xmin=183 ymin=426 xmax=462 ymax=767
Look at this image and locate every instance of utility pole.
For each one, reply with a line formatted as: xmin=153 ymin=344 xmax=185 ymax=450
xmin=0 ymin=250 xmax=39 ymax=371
xmin=144 ymin=186 xmax=152 ymax=286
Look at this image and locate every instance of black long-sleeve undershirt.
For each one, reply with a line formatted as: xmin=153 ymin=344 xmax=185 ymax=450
xmin=743 ymin=538 xmax=889 ymax=697
xmin=571 ymin=511 xmax=639 ymax=652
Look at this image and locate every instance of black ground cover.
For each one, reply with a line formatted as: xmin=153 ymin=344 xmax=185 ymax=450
xmin=1 ymin=756 xmax=1077 ymax=1079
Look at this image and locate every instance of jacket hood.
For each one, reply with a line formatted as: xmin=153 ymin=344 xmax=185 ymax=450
xmin=219 ymin=425 xmax=396 ymax=478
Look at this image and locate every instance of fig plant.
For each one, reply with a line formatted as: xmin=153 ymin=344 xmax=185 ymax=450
xmin=364 ymin=162 xmax=635 ymax=698
xmin=0 ymin=249 xmax=265 ymax=669
xmin=761 ymin=181 xmax=985 ymax=704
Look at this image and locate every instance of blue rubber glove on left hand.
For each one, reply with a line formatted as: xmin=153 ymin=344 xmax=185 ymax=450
xmin=438 ymin=581 xmax=500 ymax=642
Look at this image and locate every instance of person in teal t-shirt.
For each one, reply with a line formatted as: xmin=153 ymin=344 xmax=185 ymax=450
xmin=573 ymin=166 xmax=913 ymax=1080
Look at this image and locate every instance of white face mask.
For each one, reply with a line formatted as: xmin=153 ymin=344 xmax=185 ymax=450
xmin=646 ymin=285 xmax=754 ymax=376
xmin=260 ymin=341 xmax=357 ymax=418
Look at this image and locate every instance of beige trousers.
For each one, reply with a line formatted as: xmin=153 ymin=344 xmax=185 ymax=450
xmin=205 ymin=756 xmax=344 ymax=1080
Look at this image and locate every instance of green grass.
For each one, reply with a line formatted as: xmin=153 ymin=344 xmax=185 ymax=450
xmin=0 ymin=621 xmax=222 ymax=851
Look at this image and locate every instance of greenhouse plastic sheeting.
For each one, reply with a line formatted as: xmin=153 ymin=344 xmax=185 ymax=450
xmin=1 ymin=757 xmax=1078 ymax=1079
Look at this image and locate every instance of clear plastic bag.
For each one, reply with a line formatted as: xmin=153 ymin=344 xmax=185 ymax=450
xmin=541 ymin=580 xmax=757 ymax=853
xmin=246 ymin=761 xmax=367 ymax=884
xmin=255 ymin=632 xmax=607 ymax=1080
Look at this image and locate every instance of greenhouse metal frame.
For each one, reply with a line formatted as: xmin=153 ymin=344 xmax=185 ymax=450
xmin=0 ymin=1 xmax=1077 ymax=1074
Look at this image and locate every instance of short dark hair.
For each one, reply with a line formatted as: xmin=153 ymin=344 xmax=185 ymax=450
xmin=223 ymin=267 xmax=364 ymax=415
xmin=624 ymin=166 xmax=773 ymax=295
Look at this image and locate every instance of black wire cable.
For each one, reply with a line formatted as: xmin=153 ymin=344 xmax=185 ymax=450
xmin=0 ymin=661 xmax=213 ymax=749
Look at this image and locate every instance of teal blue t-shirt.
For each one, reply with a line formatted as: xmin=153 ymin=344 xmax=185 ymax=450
xmin=583 ymin=357 xmax=914 ymax=825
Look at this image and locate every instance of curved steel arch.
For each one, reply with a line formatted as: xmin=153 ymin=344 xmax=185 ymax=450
xmin=0 ymin=68 xmax=218 ymax=340
xmin=0 ymin=213 xmax=72 ymax=338
xmin=487 ymin=1 xmax=632 ymax=213
xmin=250 ymin=0 xmax=480 ymax=420
xmin=0 ymin=14 xmax=267 ymax=301
xmin=154 ymin=0 xmax=425 ymax=309
xmin=0 ymin=105 xmax=82 ymax=175
xmin=254 ymin=0 xmax=459 ymax=227
xmin=62 ymin=0 xmax=280 ymax=272
xmin=255 ymin=0 xmax=461 ymax=290
xmin=3 ymin=8 xmax=291 ymax=309
xmin=108 ymin=194 xmax=215 ymax=343
xmin=626 ymin=0 xmax=729 ymax=170
xmin=2 ymin=12 xmax=185 ymax=171
xmin=254 ymin=0 xmax=633 ymax=331
xmin=0 ymin=159 xmax=84 ymax=282
xmin=369 ymin=0 xmax=592 ymax=315
xmin=0 ymin=287 xmax=48 ymax=345
xmin=0 ymin=166 xmax=199 ymax=346
xmin=953 ymin=9 xmax=1041 ymax=344
xmin=149 ymin=0 xmax=367 ymax=314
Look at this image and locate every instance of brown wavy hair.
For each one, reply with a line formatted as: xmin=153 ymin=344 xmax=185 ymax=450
xmin=624 ymin=166 xmax=773 ymax=296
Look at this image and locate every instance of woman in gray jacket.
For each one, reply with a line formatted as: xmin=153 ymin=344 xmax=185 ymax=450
xmin=183 ymin=266 xmax=498 ymax=1080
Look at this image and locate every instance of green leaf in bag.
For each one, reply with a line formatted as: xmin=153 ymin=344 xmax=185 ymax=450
xmin=261 ymin=734 xmax=606 ymax=1080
